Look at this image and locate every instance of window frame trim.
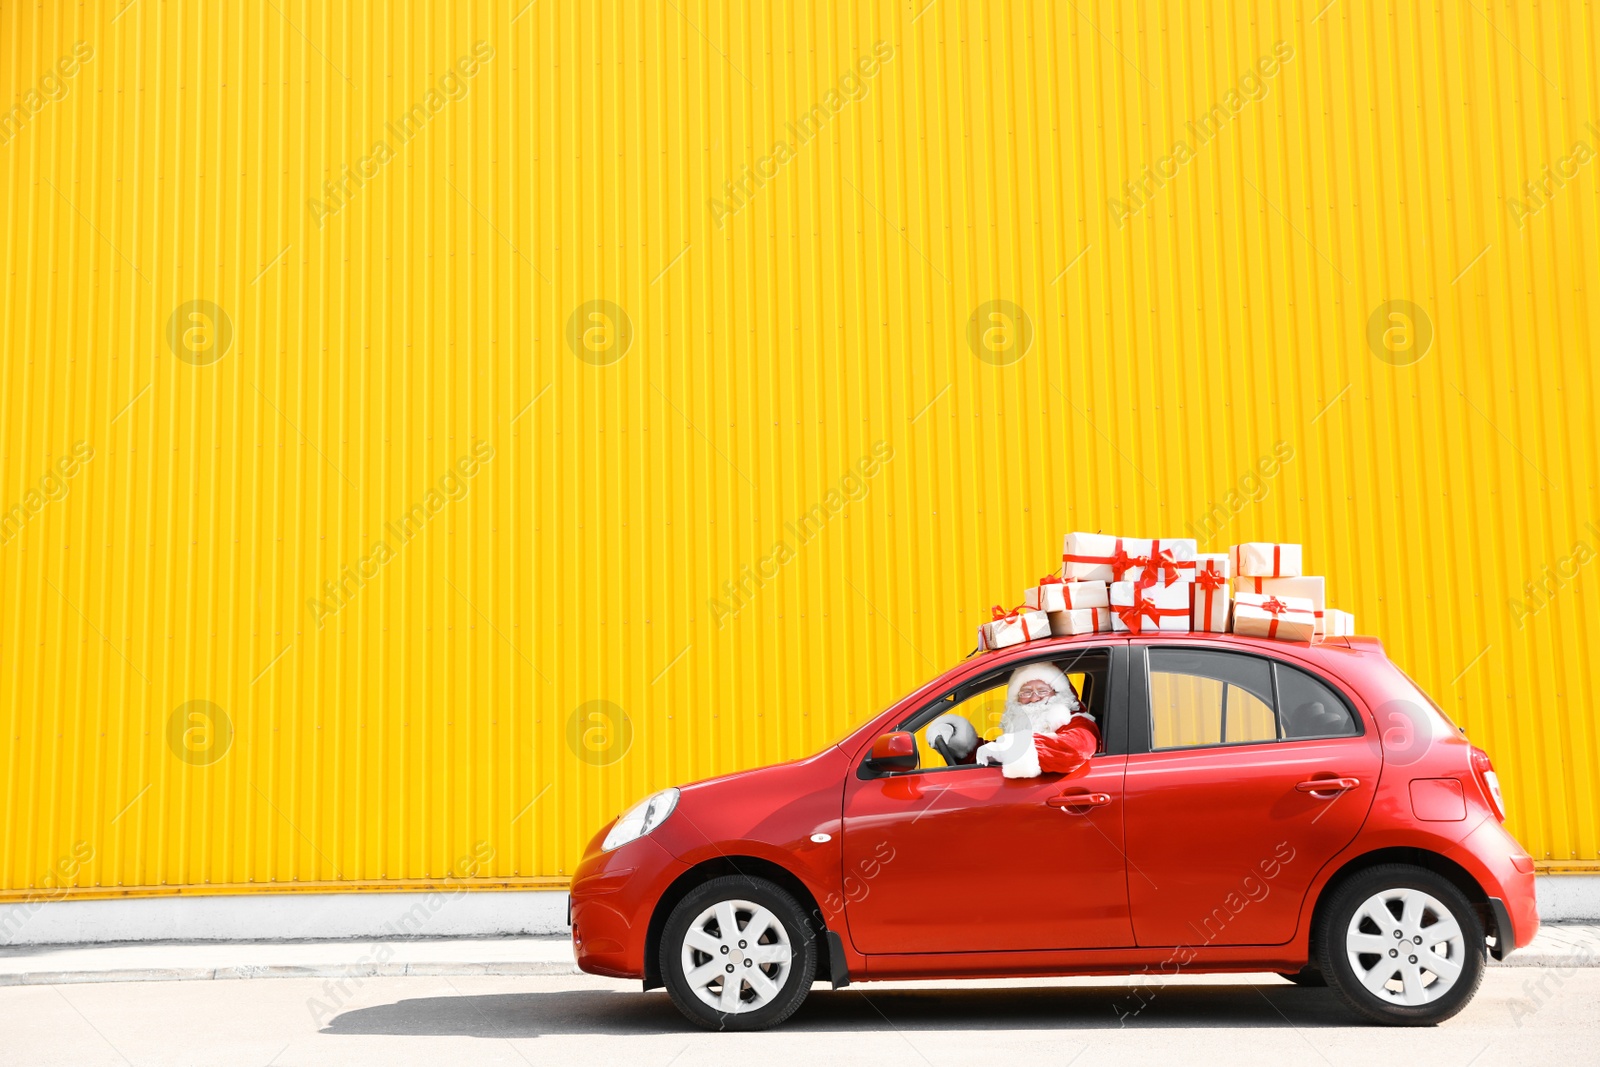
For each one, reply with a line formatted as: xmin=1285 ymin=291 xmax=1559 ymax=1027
xmin=1129 ymin=644 xmax=1365 ymax=756
xmin=859 ymin=644 xmax=1127 ymax=779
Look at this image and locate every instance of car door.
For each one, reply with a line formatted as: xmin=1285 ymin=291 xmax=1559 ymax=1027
xmin=1122 ymin=641 xmax=1382 ymax=947
xmin=839 ymin=644 xmax=1134 ymax=954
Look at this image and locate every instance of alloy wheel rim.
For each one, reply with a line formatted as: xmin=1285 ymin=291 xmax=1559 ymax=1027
xmin=680 ymin=898 xmax=794 ymax=1014
xmin=1345 ymin=887 xmax=1466 ymax=1006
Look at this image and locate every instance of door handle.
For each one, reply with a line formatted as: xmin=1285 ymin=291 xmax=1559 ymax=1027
xmin=1295 ymin=776 xmax=1360 ymax=796
xmin=1047 ymin=792 xmax=1111 ymax=809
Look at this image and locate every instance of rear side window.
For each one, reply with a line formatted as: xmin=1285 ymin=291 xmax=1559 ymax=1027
xmin=1146 ymin=648 xmax=1358 ymax=751
xmin=1277 ymin=662 xmax=1359 ymax=739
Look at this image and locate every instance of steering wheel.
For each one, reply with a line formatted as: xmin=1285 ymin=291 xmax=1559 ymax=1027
xmin=925 ymin=713 xmax=978 ymax=767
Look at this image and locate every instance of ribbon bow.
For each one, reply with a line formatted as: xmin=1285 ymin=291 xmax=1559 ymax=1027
xmin=1196 ymin=569 xmax=1227 ymax=592
xmin=1143 ymin=546 xmax=1180 ymax=587
xmin=991 ymin=603 xmax=1038 ymax=642
xmin=1110 ymin=544 xmax=1150 ymax=582
xmin=1114 ymin=596 xmax=1159 ymax=634
xmin=1039 ymin=574 xmax=1063 ymax=586
xmin=1260 ymin=596 xmax=1290 ymax=616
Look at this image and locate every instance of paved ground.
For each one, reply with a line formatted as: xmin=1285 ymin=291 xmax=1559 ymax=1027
xmin=7 ymin=966 xmax=1599 ymax=1066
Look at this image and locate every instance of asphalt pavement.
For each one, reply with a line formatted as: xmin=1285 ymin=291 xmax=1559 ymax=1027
xmin=8 ymin=965 xmax=1599 ymax=1066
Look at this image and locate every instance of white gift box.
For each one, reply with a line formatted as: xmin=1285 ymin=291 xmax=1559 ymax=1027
xmin=1324 ymin=608 xmax=1356 ymax=636
xmin=1054 ymin=606 xmax=1113 ymax=635
xmin=1063 ymin=533 xmax=1197 ymax=586
xmin=1110 ymin=580 xmax=1192 ymax=634
xmin=978 ymin=607 xmax=1051 ymax=650
xmin=1232 ymin=592 xmax=1315 ymax=642
xmin=1025 ymin=578 xmax=1110 ymax=612
xmin=1231 ymin=542 xmax=1303 ymax=578
xmin=1195 ymin=553 xmax=1230 ymax=581
xmin=1191 ymin=573 xmax=1231 ymax=633
xmin=1235 ymin=575 xmax=1326 ymax=634
xmin=1025 ymin=578 xmax=1112 ymax=637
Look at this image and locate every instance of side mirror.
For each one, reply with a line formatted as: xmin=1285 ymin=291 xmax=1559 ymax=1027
xmin=866 ymin=731 xmax=918 ymax=772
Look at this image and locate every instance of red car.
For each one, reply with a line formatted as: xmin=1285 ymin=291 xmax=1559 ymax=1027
xmin=571 ymin=632 xmax=1538 ymax=1030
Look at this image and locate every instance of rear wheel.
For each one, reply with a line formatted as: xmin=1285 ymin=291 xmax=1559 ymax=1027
xmin=659 ymin=875 xmax=817 ymax=1031
xmin=1317 ymin=864 xmax=1485 ymax=1025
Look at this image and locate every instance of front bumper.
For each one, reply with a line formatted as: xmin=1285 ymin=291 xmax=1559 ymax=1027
xmin=568 ymin=828 xmax=686 ymax=980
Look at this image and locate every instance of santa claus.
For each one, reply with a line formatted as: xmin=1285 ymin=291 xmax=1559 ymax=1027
xmin=928 ymin=661 xmax=1100 ymax=779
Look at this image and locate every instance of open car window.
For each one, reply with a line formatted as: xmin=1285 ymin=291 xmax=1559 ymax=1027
xmin=887 ymin=647 xmax=1111 ymax=773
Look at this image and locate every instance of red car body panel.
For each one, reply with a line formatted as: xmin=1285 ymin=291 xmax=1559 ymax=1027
xmin=570 ymin=632 xmax=1538 ymax=986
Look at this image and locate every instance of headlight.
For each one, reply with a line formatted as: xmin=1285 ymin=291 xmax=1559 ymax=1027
xmin=601 ymin=787 xmax=679 ymax=851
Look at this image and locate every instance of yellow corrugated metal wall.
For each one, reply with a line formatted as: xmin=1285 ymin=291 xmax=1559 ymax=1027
xmin=2 ymin=0 xmax=1596 ymax=901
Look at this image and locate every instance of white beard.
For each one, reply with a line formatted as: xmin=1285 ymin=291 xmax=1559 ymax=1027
xmin=1000 ymin=692 xmax=1089 ymax=736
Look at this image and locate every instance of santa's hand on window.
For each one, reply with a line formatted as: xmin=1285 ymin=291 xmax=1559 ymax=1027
xmin=974 ymin=732 xmax=1031 ymax=768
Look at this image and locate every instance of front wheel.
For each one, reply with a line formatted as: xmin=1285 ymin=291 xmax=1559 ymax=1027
xmin=1317 ymin=864 xmax=1486 ymax=1025
xmin=659 ymin=875 xmax=818 ymax=1031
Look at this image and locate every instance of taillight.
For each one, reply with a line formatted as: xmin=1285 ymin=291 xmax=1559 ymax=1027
xmin=1472 ymin=747 xmax=1506 ymax=821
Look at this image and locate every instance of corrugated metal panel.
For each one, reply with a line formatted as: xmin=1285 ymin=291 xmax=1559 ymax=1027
xmin=1 ymin=0 xmax=1595 ymax=902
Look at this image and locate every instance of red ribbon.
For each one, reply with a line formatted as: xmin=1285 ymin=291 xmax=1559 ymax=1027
xmin=1194 ymin=569 xmax=1227 ymax=629
xmin=990 ymin=604 xmax=1037 ymax=642
xmin=1039 ymin=574 xmax=1063 ymax=585
xmin=1114 ymin=596 xmax=1160 ymax=634
xmin=1259 ymin=596 xmax=1289 ymax=639
xmin=1142 ymin=545 xmax=1180 ymax=587
xmin=1110 ymin=540 xmax=1151 ymax=584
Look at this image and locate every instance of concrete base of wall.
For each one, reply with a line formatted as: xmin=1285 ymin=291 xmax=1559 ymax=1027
xmin=4 ymin=875 xmax=1598 ymax=947
xmin=1536 ymin=874 xmax=1600 ymax=922
xmin=2 ymin=890 xmax=570 ymax=947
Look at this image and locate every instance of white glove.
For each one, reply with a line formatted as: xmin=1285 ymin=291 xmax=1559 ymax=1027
xmin=974 ymin=732 xmax=1043 ymax=778
xmin=926 ymin=714 xmax=978 ymax=761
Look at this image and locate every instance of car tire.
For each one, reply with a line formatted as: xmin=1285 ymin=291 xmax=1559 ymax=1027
xmin=1316 ymin=863 xmax=1486 ymax=1026
xmin=659 ymin=874 xmax=818 ymax=1031
xmin=1278 ymin=964 xmax=1326 ymax=987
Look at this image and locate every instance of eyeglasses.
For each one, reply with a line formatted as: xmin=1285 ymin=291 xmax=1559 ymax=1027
xmin=1016 ymin=682 xmax=1056 ymax=702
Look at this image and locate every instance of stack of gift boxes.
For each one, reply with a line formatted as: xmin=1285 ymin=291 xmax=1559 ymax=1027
xmin=975 ymin=535 xmax=1355 ymax=650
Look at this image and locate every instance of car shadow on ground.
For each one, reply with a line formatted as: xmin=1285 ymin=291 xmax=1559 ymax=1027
xmin=323 ymin=981 xmax=1356 ymax=1038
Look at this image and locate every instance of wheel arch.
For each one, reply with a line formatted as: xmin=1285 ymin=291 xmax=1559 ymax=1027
xmin=643 ymin=855 xmax=834 ymax=990
xmin=1305 ymin=846 xmax=1495 ymax=959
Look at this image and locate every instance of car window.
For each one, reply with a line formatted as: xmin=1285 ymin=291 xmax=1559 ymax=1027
xmin=1145 ymin=647 xmax=1358 ymax=751
xmin=1277 ymin=662 xmax=1359 ymax=738
xmin=891 ymin=649 xmax=1110 ymax=773
xmin=1148 ymin=649 xmax=1275 ymax=749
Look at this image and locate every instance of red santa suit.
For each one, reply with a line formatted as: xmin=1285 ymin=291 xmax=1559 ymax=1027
xmin=975 ymin=661 xmax=1101 ymax=778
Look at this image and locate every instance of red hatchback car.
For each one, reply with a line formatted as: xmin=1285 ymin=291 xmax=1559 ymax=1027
xmin=571 ymin=633 xmax=1538 ymax=1030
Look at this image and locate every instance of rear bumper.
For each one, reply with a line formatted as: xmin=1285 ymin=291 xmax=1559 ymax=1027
xmin=1451 ymin=818 xmax=1539 ymax=954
